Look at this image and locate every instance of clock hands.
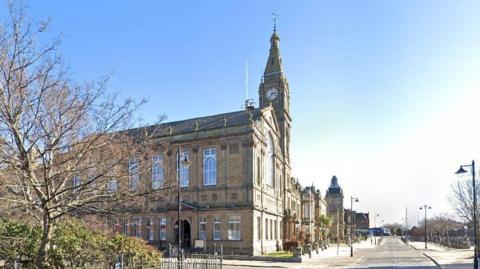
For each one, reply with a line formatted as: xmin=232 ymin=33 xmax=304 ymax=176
xmin=267 ymin=88 xmax=278 ymax=101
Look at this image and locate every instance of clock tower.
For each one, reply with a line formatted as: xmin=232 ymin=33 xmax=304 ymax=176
xmin=259 ymin=28 xmax=291 ymax=160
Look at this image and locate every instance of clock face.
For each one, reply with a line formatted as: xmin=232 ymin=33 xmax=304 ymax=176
xmin=266 ymin=88 xmax=278 ymax=101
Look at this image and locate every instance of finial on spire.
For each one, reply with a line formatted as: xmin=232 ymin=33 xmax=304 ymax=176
xmin=272 ymin=12 xmax=279 ymax=33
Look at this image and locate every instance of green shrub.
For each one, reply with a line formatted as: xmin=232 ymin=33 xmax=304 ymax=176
xmin=0 ymin=218 xmax=162 ymax=269
xmin=0 ymin=218 xmax=41 ymax=268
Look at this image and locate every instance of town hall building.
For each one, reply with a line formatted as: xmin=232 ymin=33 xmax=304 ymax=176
xmin=111 ymin=28 xmax=330 ymax=255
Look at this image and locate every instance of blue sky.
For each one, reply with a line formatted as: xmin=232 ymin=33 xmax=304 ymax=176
xmin=23 ymin=1 xmax=480 ymax=224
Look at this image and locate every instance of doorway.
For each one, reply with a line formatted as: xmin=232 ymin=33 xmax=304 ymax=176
xmin=175 ymin=219 xmax=191 ymax=249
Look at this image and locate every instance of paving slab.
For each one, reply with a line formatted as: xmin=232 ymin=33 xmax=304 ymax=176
xmin=409 ymin=241 xmax=474 ymax=269
xmin=222 ymin=239 xmax=375 ymax=268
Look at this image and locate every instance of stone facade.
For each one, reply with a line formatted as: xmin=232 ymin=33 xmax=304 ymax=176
xmin=325 ymin=176 xmax=345 ymax=241
xmin=301 ymin=187 xmax=315 ymax=239
xmin=314 ymin=189 xmax=328 ymax=242
xmin=102 ymin=28 xmax=344 ymax=256
xmin=343 ymin=210 xmax=370 ymax=238
xmin=108 ymin=29 xmax=302 ymax=256
xmin=354 ymin=212 xmax=370 ymax=236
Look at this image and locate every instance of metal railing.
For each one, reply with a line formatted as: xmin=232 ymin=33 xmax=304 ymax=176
xmin=159 ymin=255 xmax=222 ymax=269
xmin=161 ymin=245 xmax=223 ymax=269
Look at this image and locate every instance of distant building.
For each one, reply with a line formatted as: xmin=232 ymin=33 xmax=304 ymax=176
xmin=314 ymin=188 xmax=328 ymax=242
xmin=325 ymin=176 xmax=344 ymax=240
xmin=354 ymin=212 xmax=370 ymax=235
xmin=344 ymin=210 xmax=370 ymax=237
xmin=301 ymin=185 xmax=329 ymax=243
xmin=301 ymin=186 xmax=315 ymax=239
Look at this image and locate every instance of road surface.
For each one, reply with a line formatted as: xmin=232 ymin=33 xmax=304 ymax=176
xmin=224 ymin=237 xmax=438 ymax=269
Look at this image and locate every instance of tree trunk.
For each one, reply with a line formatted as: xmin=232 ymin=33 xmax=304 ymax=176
xmin=36 ymin=212 xmax=54 ymax=269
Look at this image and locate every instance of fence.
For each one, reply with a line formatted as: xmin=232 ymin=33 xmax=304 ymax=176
xmin=159 ymin=255 xmax=222 ymax=269
xmin=409 ymin=228 xmax=471 ymax=249
xmin=160 ymin=246 xmax=223 ymax=269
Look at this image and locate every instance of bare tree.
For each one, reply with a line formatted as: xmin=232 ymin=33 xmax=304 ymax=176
xmin=449 ymin=178 xmax=480 ymax=225
xmin=425 ymin=214 xmax=463 ymax=235
xmin=415 ymin=214 xmax=463 ymax=247
xmin=0 ymin=2 xmax=168 ymax=268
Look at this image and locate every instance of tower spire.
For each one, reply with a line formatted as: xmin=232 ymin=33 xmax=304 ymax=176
xmin=264 ymin=13 xmax=283 ymax=76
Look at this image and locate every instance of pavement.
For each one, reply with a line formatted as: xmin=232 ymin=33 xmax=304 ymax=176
xmin=223 ymin=237 xmax=438 ymax=269
xmin=408 ymin=241 xmax=474 ymax=269
xmin=222 ymin=240 xmax=370 ymax=268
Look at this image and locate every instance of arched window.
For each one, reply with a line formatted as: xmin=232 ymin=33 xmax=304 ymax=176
xmin=151 ymin=154 xmax=164 ymax=190
xmin=265 ymin=133 xmax=275 ymax=187
xmin=203 ymin=148 xmax=217 ymax=186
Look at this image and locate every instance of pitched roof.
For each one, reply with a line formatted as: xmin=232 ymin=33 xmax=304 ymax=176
xmin=126 ymin=108 xmax=262 ymax=138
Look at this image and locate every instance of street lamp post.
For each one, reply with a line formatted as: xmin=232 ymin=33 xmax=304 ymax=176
xmin=419 ymin=205 xmax=431 ymax=250
xmin=350 ymin=197 xmax=359 ymax=257
xmin=455 ymin=160 xmax=478 ymax=269
xmin=176 ymin=146 xmax=191 ymax=263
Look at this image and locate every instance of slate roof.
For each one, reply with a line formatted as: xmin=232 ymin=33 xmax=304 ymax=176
xmin=327 ymin=175 xmax=343 ymax=194
xmin=125 ymin=108 xmax=262 ymax=138
xmin=355 ymin=212 xmax=369 ymax=220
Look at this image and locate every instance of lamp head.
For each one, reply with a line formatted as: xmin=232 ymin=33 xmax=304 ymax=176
xmin=455 ymin=166 xmax=468 ymax=175
xmin=355 ymin=198 xmax=359 ymax=202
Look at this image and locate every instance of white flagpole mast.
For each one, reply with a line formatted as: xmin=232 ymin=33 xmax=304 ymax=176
xmin=245 ymin=61 xmax=249 ymax=100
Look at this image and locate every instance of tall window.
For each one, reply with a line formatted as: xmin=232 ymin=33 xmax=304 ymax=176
xmin=213 ymin=217 xmax=221 ymax=240
xmin=304 ymin=204 xmax=311 ymax=218
xmin=151 ymin=155 xmax=164 ymax=190
xmin=112 ymin=219 xmax=119 ymax=233
xmin=199 ymin=217 xmax=207 ymax=240
xmin=129 ymin=157 xmax=140 ymax=191
xmin=257 ymin=217 xmax=261 ymax=240
xmin=146 ymin=219 xmax=154 ymax=241
xmin=286 ymin=129 xmax=290 ymax=155
xmin=270 ymin=220 xmax=273 ymax=240
xmin=256 ymin=156 xmax=261 ymax=185
xmin=107 ymin=179 xmax=118 ymax=192
xmin=228 ymin=216 xmax=241 ymax=240
xmin=265 ymin=134 xmax=274 ymax=186
xmin=72 ymin=175 xmax=81 ymax=188
xmin=159 ymin=217 xmax=167 ymax=240
xmin=133 ymin=218 xmax=142 ymax=237
xmin=265 ymin=219 xmax=269 ymax=240
xmin=203 ymin=148 xmax=217 ymax=186
xmin=275 ymin=220 xmax=278 ymax=239
xmin=178 ymin=151 xmax=189 ymax=187
xmin=123 ymin=219 xmax=128 ymax=235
